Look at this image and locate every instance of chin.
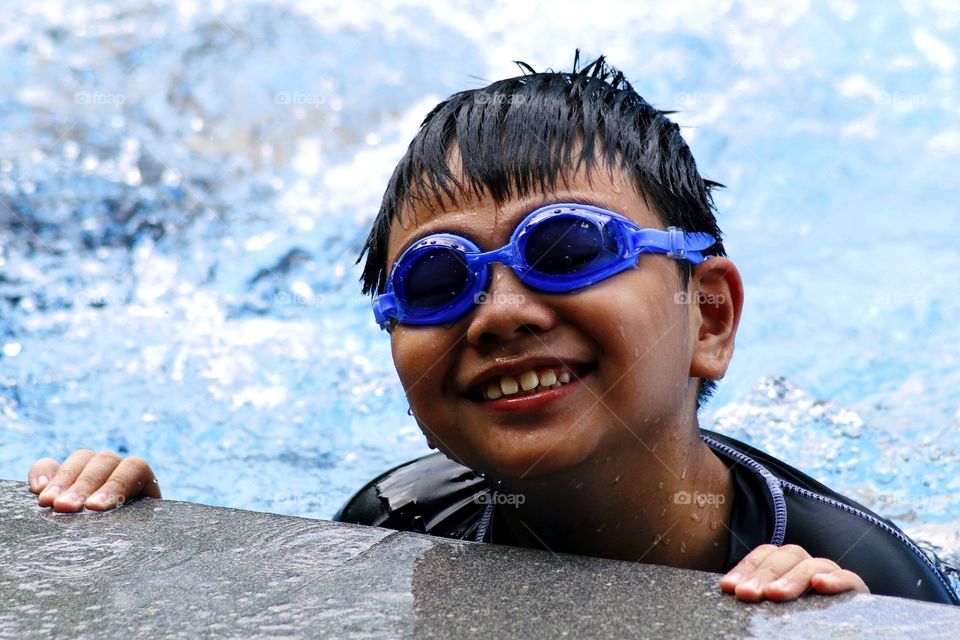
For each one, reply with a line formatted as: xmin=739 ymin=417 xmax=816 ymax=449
xmin=480 ymin=444 xmax=594 ymax=483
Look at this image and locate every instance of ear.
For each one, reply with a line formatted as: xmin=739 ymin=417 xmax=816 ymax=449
xmin=688 ymin=257 xmax=743 ymax=380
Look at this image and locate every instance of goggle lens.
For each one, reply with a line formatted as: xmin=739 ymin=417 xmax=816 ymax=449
xmin=523 ymin=215 xmax=618 ymax=275
xmin=399 ymin=248 xmax=470 ymax=309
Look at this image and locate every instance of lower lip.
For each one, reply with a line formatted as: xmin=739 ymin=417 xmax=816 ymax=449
xmin=475 ymin=375 xmax=583 ymax=414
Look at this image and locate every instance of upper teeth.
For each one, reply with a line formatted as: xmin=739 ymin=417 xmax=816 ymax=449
xmin=483 ymin=368 xmax=573 ymax=400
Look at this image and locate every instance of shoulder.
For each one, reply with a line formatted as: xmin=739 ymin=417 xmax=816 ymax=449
xmin=334 ymin=453 xmax=490 ymax=541
xmin=702 ymin=429 xmax=960 ymax=605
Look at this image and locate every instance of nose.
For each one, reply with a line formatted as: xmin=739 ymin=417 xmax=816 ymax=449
xmin=465 ymin=264 xmax=558 ymax=345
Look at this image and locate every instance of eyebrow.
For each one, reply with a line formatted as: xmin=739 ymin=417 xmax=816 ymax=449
xmin=390 ymin=195 xmax=627 ymax=262
xmin=555 ymin=194 xmax=618 ymax=211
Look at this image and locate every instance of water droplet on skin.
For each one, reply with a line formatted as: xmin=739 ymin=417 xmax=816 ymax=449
xmin=657 ymin=482 xmax=664 ymax=490
xmin=690 ymin=512 xmax=700 ymax=523
xmin=610 ymin=472 xmax=623 ymax=485
xmin=681 ymin=467 xmax=687 ymax=479
xmin=710 ymin=521 xmax=718 ymax=530
xmin=660 ymin=508 xmax=667 ymax=517
xmin=680 ymin=541 xmax=687 ymax=554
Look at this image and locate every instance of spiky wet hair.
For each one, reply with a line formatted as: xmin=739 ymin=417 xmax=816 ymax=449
xmin=357 ymin=53 xmax=726 ymax=407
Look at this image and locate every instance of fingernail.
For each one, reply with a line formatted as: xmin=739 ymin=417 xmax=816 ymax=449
xmin=37 ymin=475 xmax=49 ymax=489
xmin=58 ymin=491 xmax=82 ymax=505
xmin=742 ymin=578 xmax=760 ymax=592
xmin=724 ymin=571 xmax=742 ymax=584
xmin=41 ymin=485 xmax=62 ymax=500
xmin=769 ymin=578 xmax=787 ymax=590
xmin=89 ymin=492 xmax=110 ymax=506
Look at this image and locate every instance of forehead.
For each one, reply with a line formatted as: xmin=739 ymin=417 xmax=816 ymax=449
xmin=385 ymin=161 xmax=660 ymax=266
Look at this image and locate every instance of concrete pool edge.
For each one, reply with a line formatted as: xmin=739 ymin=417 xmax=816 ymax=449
xmin=1 ymin=479 xmax=958 ymax=638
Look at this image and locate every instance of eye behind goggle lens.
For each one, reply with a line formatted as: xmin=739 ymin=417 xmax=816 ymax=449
xmin=523 ymin=216 xmax=619 ymax=275
xmin=398 ymin=247 xmax=470 ymax=309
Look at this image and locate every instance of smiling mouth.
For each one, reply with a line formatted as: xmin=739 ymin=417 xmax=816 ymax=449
xmin=472 ymin=364 xmax=594 ymax=402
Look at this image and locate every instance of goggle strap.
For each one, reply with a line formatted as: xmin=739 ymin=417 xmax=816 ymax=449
xmin=373 ymin=292 xmax=397 ymax=331
xmin=629 ymin=228 xmax=715 ymax=263
xmin=666 ymin=227 xmax=687 ymax=260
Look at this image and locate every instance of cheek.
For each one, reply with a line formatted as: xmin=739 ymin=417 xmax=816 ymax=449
xmin=391 ymin=330 xmax=434 ymax=391
xmin=391 ymin=328 xmax=476 ymax=465
xmin=390 ymin=328 xmax=458 ymax=415
xmin=592 ymin=280 xmax=691 ymax=407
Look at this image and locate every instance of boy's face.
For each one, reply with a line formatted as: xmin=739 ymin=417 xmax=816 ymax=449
xmin=385 ymin=163 xmax=715 ymax=480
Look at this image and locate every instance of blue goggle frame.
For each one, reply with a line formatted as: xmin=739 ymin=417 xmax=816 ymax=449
xmin=373 ymin=203 xmax=716 ymax=331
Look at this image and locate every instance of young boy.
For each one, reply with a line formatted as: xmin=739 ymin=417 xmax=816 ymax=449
xmin=28 ymin=56 xmax=959 ymax=606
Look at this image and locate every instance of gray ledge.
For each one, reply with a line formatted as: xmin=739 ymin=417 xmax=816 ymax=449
xmin=1 ymin=479 xmax=958 ymax=639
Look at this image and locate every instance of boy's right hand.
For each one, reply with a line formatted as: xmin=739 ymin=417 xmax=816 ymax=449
xmin=28 ymin=450 xmax=161 ymax=512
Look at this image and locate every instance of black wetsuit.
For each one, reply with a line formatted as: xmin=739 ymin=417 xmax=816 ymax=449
xmin=335 ymin=429 xmax=960 ymax=605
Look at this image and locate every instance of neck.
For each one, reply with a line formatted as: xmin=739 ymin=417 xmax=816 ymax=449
xmin=492 ymin=428 xmax=732 ymax=571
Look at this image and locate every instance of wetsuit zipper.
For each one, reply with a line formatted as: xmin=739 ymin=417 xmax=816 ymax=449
xmin=476 ymin=502 xmax=494 ymax=543
xmin=700 ymin=433 xmax=788 ymax=546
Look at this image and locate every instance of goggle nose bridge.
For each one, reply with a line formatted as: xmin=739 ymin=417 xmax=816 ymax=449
xmin=463 ymin=242 xmax=532 ymax=282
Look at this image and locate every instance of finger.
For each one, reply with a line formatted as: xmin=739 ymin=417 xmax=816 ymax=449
xmin=759 ymin=557 xmax=844 ymax=601
xmin=52 ymin=451 xmax=124 ymax=512
xmin=810 ymin=569 xmax=869 ymax=595
xmin=720 ymin=544 xmax=780 ymax=592
xmin=28 ymin=458 xmax=61 ymax=494
xmin=85 ymin=456 xmax=161 ymax=511
xmin=731 ymin=545 xmax=813 ymax=601
xmin=38 ymin=449 xmax=96 ymax=508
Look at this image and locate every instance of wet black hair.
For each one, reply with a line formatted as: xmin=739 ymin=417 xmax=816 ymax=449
xmin=357 ymin=52 xmax=726 ymax=408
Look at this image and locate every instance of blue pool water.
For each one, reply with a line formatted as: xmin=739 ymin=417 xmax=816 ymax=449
xmin=1 ymin=0 xmax=958 ymax=577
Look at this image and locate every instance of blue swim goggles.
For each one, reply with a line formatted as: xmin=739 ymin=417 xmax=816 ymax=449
xmin=373 ymin=202 xmax=716 ymax=330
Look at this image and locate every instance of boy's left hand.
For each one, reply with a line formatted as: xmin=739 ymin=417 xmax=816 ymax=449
xmin=720 ymin=544 xmax=869 ymax=601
